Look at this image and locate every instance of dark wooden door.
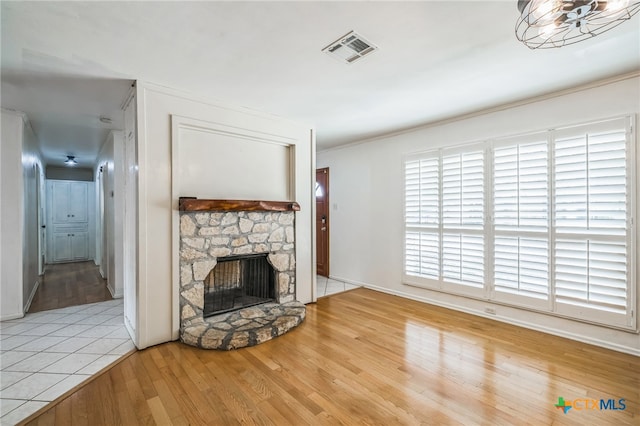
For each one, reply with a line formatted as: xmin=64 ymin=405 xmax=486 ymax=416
xmin=316 ymin=168 xmax=329 ymax=277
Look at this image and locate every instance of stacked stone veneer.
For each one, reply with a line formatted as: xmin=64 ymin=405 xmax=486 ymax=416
xmin=179 ymin=210 xmax=305 ymax=350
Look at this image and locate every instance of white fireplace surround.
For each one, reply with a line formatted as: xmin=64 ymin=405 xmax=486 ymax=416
xmin=166 ymin=112 xmax=314 ymax=347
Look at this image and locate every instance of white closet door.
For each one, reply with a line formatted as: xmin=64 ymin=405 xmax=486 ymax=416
xmin=47 ymin=180 xmax=91 ymax=263
xmin=52 ymin=233 xmax=72 ymax=262
xmin=71 ymin=232 xmax=89 ymax=260
xmin=68 ymin=182 xmax=88 ymax=222
xmin=52 ymin=181 xmax=71 ymax=223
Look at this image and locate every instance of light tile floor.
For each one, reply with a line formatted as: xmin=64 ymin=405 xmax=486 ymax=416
xmin=0 ymin=298 xmax=135 ymax=425
xmin=317 ymin=275 xmax=361 ymax=297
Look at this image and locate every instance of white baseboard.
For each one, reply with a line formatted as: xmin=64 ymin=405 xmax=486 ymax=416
xmin=23 ymin=280 xmax=40 ymax=313
xmin=328 ymin=275 xmax=368 ymax=287
xmin=0 ymin=312 xmax=25 ymax=321
xmin=329 ymin=275 xmax=640 ymax=357
xmin=106 ymin=282 xmax=123 ymax=299
xmin=124 ymin=316 xmax=138 ymax=348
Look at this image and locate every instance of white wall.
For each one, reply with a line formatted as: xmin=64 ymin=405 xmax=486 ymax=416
xmin=1 ymin=112 xmax=24 ymax=319
xmin=1 ymin=110 xmax=44 ymax=320
xmin=135 ymin=83 xmax=314 ymax=349
xmin=317 ymin=75 xmax=640 ymax=355
xmin=22 ymin=118 xmax=43 ymax=311
xmin=113 ymin=131 xmax=125 ymax=300
xmin=122 ymin=90 xmax=138 ymax=344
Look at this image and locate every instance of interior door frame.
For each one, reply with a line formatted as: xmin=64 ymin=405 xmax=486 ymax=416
xmin=316 ymin=167 xmax=330 ymax=277
xmin=35 ymin=163 xmax=45 ymax=275
xmin=44 ymin=180 xmax=53 ymax=264
xmin=98 ymin=162 xmax=109 ymax=280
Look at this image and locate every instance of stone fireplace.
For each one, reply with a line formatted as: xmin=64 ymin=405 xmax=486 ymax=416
xmin=178 ymin=199 xmax=306 ymax=350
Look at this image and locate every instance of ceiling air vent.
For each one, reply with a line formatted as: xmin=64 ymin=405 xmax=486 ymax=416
xmin=322 ymin=31 xmax=378 ymax=64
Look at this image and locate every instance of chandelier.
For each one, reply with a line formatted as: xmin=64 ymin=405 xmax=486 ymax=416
xmin=516 ymin=0 xmax=640 ymax=49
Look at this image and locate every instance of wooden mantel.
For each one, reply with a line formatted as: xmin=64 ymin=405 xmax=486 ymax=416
xmin=179 ymin=197 xmax=300 ymax=212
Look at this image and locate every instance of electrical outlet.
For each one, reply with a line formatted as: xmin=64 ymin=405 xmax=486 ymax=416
xmin=485 ymin=307 xmax=496 ymax=315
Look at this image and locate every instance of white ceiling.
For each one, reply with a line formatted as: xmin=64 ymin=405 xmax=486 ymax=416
xmin=2 ymin=1 xmax=639 ymax=168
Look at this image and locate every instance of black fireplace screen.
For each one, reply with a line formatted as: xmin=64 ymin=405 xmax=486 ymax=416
xmin=203 ymin=253 xmax=276 ymax=317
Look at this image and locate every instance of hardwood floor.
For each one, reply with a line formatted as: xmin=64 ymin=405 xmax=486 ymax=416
xmin=23 ymin=288 xmax=638 ymax=425
xmin=28 ymin=261 xmax=112 ymax=313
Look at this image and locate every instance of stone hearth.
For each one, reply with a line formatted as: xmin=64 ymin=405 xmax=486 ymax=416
xmin=181 ymin=301 xmax=305 ymax=350
xmin=179 ymin=206 xmax=305 ymax=350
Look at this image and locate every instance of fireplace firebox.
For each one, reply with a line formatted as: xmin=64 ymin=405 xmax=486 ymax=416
xmin=203 ymin=254 xmax=275 ymax=317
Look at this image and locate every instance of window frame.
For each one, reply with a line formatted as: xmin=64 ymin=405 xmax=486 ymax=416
xmin=404 ymin=143 xmax=487 ymax=299
xmin=402 ymin=115 xmax=637 ymax=331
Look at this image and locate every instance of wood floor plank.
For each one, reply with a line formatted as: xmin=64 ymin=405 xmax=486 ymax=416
xmin=22 ymin=288 xmax=639 ymax=426
xmin=28 ymin=261 xmax=112 ymax=313
xmin=113 ymin=389 xmax=139 ymax=426
xmin=69 ymin=392 xmax=88 ymax=426
xmin=31 ymin=407 xmax=54 ymax=426
xmin=52 ymin=398 xmax=71 ymax=425
xmin=147 ymin=396 xmax=173 ymax=425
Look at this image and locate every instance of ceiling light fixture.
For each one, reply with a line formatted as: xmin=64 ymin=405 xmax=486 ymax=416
xmin=64 ymin=155 xmax=78 ymax=166
xmin=515 ymin=0 xmax=640 ymax=49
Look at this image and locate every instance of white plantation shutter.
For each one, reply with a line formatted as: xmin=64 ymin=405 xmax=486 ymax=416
xmin=403 ymin=115 xmax=634 ymax=328
xmin=494 ymin=140 xmax=549 ymax=232
xmin=555 ymin=239 xmax=627 ymax=314
xmin=405 ymin=231 xmax=439 ymax=279
xmin=554 ymin=126 xmax=627 ymax=235
xmin=441 ymin=150 xmax=484 ymax=288
xmin=493 ymin=137 xmax=549 ymax=304
xmin=442 ymin=151 xmax=484 ymax=229
xmin=553 ymin=119 xmax=630 ymax=321
xmin=405 ymin=157 xmax=439 ymax=226
xmin=442 ymin=233 xmax=484 ymax=287
xmin=404 ymin=156 xmax=440 ymax=280
xmin=495 ymin=237 xmax=549 ymax=299
xmin=405 ymin=160 xmax=421 ymax=225
xmin=404 ymin=148 xmax=485 ymax=289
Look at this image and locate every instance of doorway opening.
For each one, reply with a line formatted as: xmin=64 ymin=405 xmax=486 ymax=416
xmin=32 ymin=176 xmax=111 ymax=313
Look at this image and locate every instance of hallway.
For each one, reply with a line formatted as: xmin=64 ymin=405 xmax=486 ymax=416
xmin=29 ymin=262 xmax=112 ymax=313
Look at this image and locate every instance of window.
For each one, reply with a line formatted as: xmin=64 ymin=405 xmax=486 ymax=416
xmin=403 ymin=116 xmax=635 ymax=329
xmin=441 ymin=151 xmax=485 ymax=288
xmin=405 ymin=148 xmax=485 ymax=295
xmin=494 ymin=135 xmax=549 ymax=306
xmin=405 ymin=156 xmax=439 ymax=280
xmin=553 ymin=120 xmax=630 ymax=321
